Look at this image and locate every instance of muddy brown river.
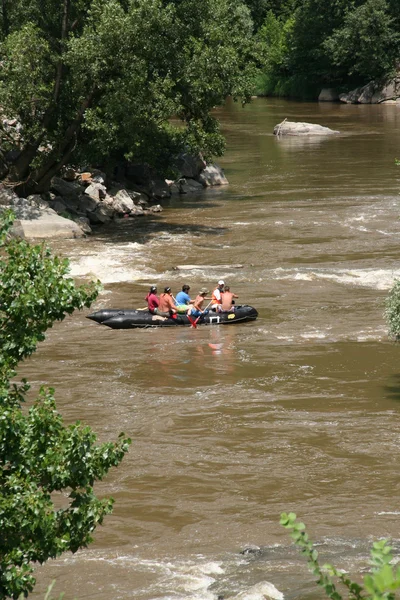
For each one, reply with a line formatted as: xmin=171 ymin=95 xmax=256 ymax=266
xmin=24 ymin=98 xmax=400 ymax=599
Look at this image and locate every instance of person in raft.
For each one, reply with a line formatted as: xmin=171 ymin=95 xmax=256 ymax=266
xmin=189 ymin=288 xmax=211 ymax=319
xmin=175 ymin=284 xmax=194 ymax=311
xmin=158 ymin=286 xmax=178 ymax=317
xmin=221 ymin=285 xmax=238 ymax=311
xmin=145 ymin=285 xmax=159 ymax=314
xmin=211 ymin=279 xmax=225 ymax=311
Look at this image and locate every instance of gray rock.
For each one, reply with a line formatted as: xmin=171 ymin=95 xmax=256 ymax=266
xmin=318 ymin=88 xmax=339 ymax=102
xmin=50 ymin=176 xmax=82 ymax=201
xmin=84 ymin=182 xmax=107 ymax=201
xmin=4 ymin=202 xmax=85 ymax=239
xmin=0 ymin=183 xmax=19 ymax=206
xmin=89 ymin=202 xmax=114 ymax=224
xmin=149 ymin=179 xmax=171 ymax=200
xmin=78 ymin=195 xmax=100 ymax=214
xmin=61 ymin=195 xmax=81 ymax=214
xmin=371 ymin=77 xmax=400 ymax=103
xmin=128 ymin=190 xmax=149 ymax=205
xmin=339 ymin=87 xmax=363 ymax=103
xmin=178 ymin=178 xmax=205 ymax=194
xmin=339 ymin=76 xmax=400 ymax=104
xmin=26 ymin=194 xmax=49 ymax=209
xmin=274 ymin=120 xmax=339 ymax=136
xmin=73 ymin=216 xmax=92 ymax=234
xmin=198 ymin=164 xmax=229 ymax=186
xmin=240 ymin=545 xmax=262 ymax=556
xmin=358 ymin=82 xmax=376 ymax=104
xmin=112 ymin=189 xmax=135 ymax=214
xmin=51 ymin=199 xmax=68 ymax=215
xmin=174 ymin=153 xmax=206 ymax=179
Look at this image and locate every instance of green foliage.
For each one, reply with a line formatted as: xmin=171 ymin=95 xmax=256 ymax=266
xmin=40 ymin=581 xmax=65 ymax=600
xmin=242 ymin=0 xmax=298 ymax=30
xmin=0 ymin=211 xmax=99 ymax=380
xmin=254 ymin=0 xmax=400 ymax=98
xmin=384 ymin=278 xmax=400 ymax=340
xmin=255 ymin=11 xmax=295 ymax=96
xmin=0 ymin=0 xmax=258 ymax=191
xmin=258 ymin=11 xmax=294 ymax=72
xmin=0 ymin=211 xmax=131 ymax=598
xmin=280 ymin=512 xmax=400 ymax=600
xmin=324 ymin=0 xmax=400 ymax=80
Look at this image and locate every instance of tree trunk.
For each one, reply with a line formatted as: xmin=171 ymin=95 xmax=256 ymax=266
xmin=15 ymin=90 xmax=95 ymax=196
xmin=53 ymin=0 xmax=70 ymax=102
xmin=31 ymin=140 xmax=76 ymax=194
xmin=10 ymin=0 xmax=70 ymax=186
xmin=2 ymin=0 xmax=9 ymax=37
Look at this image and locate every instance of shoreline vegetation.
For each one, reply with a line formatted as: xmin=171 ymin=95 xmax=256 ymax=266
xmin=1 ymin=0 xmax=400 ymax=213
xmin=250 ymin=0 xmax=400 ymax=102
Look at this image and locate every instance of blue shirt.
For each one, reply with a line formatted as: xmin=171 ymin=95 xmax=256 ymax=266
xmin=175 ymin=291 xmax=191 ymax=305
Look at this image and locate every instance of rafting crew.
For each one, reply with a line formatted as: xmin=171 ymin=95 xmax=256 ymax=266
xmin=146 ymin=281 xmax=238 ymax=316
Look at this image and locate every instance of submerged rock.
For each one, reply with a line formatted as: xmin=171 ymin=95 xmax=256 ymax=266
xmin=274 ymin=120 xmax=339 ymax=136
xmin=240 ymin=544 xmax=262 ymax=556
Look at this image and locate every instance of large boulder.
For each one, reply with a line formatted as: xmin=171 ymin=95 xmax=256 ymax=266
xmin=84 ymin=182 xmax=107 ymax=201
xmin=339 ymin=74 xmax=400 ymax=104
xmin=173 ymin=153 xmax=206 ymax=179
xmin=50 ymin=176 xmax=82 ymax=202
xmin=274 ymin=120 xmax=339 ymax=136
xmin=175 ymin=178 xmax=204 ymax=194
xmin=112 ymin=189 xmax=136 ymax=214
xmin=88 ymin=201 xmax=114 ymax=224
xmin=5 ymin=199 xmax=85 ymax=239
xmin=0 ymin=183 xmax=19 ymax=206
xmin=148 ymin=178 xmax=171 ymax=200
xmin=318 ymin=88 xmax=339 ymax=102
xmin=198 ymin=164 xmax=228 ymax=186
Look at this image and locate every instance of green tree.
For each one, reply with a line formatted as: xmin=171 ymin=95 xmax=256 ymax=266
xmin=0 ymin=0 xmax=257 ymax=195
xmin=254 ymin=10 xmax=294 ymax=95
xmin=384 ymin=278 xmax=400 ymax=340
xmin=287 ymin=0 xmax=354 ymax=90
xmin=242 ymin=0 xmax=298 ymax=30
xmin=324 ymin=0 xmax=400 ymax=81
xmin=0 ymin=210 xmax=131 ymax=599
xmin=281 ymin=512 xmax=400 ymax=600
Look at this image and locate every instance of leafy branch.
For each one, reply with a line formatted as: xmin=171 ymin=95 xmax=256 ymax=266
xmin=280 ymin=512 xmax=400 ymax=600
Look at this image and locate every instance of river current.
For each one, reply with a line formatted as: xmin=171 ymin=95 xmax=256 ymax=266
xmin=24 ymin=98 xmax=400 ymax=600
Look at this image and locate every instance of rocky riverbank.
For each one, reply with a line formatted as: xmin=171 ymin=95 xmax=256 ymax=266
xmin=0 ymin=154 xmax=228 ymax=240
xmin=318 ymin=72 xmax=400 ymax=104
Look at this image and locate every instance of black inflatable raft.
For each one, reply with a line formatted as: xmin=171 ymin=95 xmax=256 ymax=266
xmin=87 ymin=305 xmax=258 ymax=329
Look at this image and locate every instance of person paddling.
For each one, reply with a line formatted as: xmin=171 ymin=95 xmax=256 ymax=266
xmin=145 ymin=285 xmax=159 ymax=314
xmin=189 ymin=288 xmax=211 ymax=319
xmin=175 ymin=284 xmax=194 ymax=311
xmin=158 ymin=286 xmax=178 ymax=317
